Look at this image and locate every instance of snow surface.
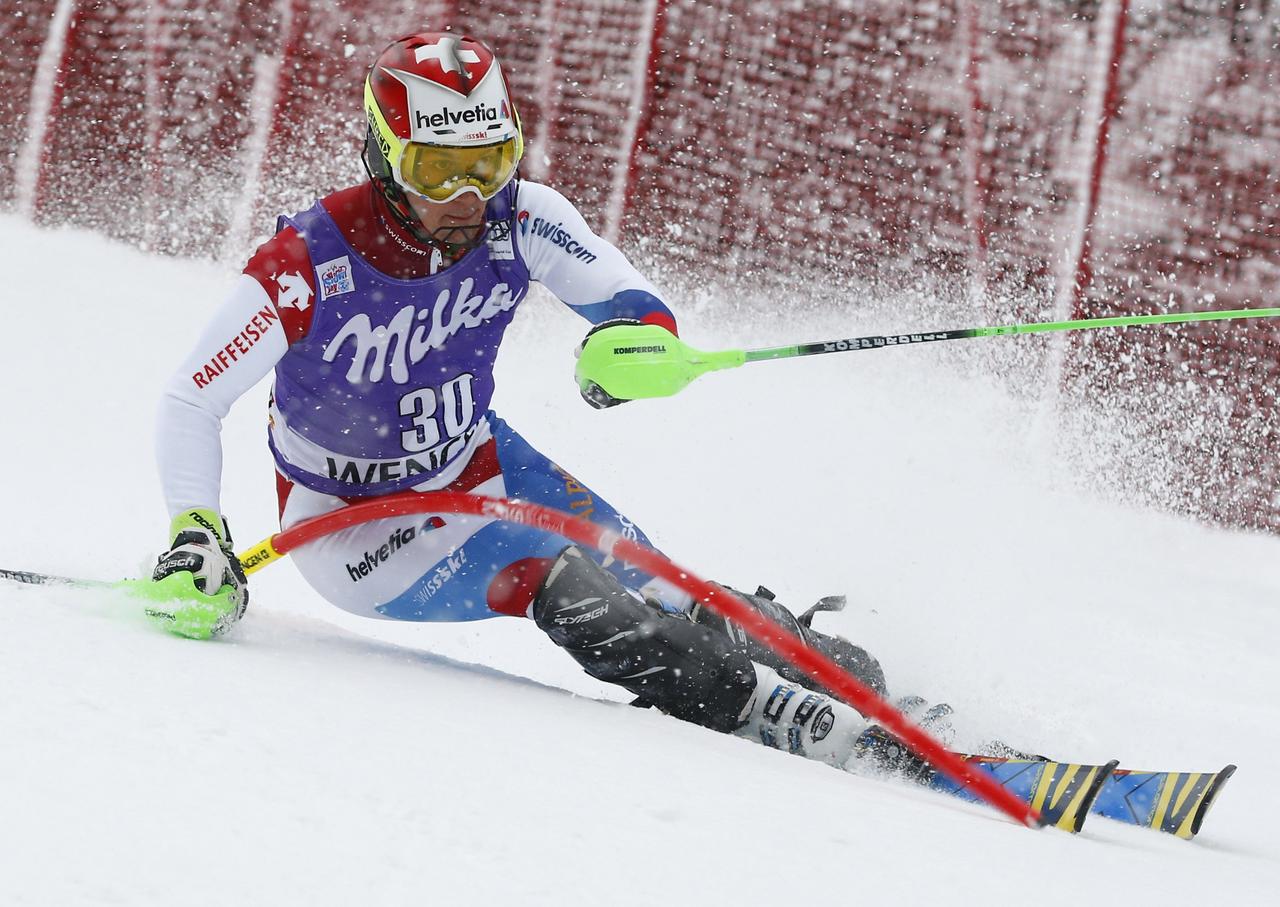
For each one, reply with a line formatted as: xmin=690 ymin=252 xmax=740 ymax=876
xmin=1 ymin=214 xmax=1277 ymax=904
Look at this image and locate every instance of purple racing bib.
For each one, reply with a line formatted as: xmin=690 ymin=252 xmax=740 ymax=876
xmin=270 ymin=184 xmax=531 ymax=496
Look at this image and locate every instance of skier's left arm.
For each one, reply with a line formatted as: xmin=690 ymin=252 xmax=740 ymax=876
xmin=514 ymin=181 xmax=677 ymax=407
xmin=515 ymin=181 xmax=677 ymax=336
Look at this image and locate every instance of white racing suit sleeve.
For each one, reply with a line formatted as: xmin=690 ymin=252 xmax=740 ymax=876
xmin=156 ymin=274 xmax=288 ymax=518
xmin=513 ymin=180 xmax=676 ymax=326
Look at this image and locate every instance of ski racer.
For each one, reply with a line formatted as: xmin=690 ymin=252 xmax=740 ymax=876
xmin=151 ymin=32 xmax=897 ymax=772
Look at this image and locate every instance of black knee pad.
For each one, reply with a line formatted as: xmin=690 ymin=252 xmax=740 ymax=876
xmin=692 ymin=586 xmax=887 ymax=697
xmin=532 ymin=546 xmax=756 ymax=733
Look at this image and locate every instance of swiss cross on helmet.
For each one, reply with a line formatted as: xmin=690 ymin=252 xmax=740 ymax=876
xmin=364 ymin=33 xmax=524 ymax=212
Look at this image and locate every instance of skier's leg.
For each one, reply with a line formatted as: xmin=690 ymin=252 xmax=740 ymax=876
xmin=281 ymin=412 xmax=887 ymax=759
xmin=531 ymin=546 xmax=753 ymax=731
xmin=533 ymin=545 xmax=870 ymax=766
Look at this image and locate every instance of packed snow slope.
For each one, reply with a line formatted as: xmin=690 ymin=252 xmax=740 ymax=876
xmin=2 ymin=214 xmax=1278 ymax=905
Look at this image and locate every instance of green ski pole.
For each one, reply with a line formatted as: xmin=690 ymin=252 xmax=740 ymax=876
xmin=575 ymin=308 xmax=1280 ymax=402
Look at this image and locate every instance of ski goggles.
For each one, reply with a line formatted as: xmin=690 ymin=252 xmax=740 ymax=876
xmin=397 ymin=137 xmax=520 ymax=203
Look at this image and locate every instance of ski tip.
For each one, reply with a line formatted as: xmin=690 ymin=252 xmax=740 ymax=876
xmin=1189 ymin=764 xmax=1237 ymax=839
xmin=1031 ymin=759 xmax=1119 ymax=834
xmin=1070 ymin=760 xmax=1120 ymax=834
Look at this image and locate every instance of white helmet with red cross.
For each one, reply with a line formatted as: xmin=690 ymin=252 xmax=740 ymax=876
xmin=364 ymin=32 xmax=524 ymax=206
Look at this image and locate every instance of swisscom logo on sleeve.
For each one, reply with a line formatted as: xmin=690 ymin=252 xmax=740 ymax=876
xmin=316 ymin=256 xmax=356 ymax=299
xmin=516 ymin=209 xmax=597 ymax=263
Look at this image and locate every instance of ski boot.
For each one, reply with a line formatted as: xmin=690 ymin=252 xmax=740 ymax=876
xmin=851 ymin=725 xmax=934 ymax=782
xmin=690 ymin=585 xmax=887 ymax=697
xmin=735 ymin=664 xmax=870 ymax=768
xmin=849 ymin=697 xmax=956 ymax=781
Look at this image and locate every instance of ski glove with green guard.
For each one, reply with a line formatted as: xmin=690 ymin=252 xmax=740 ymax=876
xmin=148 ymin=508 xmax=249 ymax=639
xmin=575 ymin=318 xmax=661 ymax=409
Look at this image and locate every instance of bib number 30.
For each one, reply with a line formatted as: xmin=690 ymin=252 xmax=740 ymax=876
xmin=398 ymin=373 xmax=476 ymax=453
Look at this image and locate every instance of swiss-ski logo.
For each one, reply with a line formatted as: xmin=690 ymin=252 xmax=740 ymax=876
xmin=413 ymin=549 xmax=468 ymax=603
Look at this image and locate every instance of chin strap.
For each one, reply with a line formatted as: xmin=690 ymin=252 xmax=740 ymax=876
xmin=367 ymin=180 xmax=493 ymax=261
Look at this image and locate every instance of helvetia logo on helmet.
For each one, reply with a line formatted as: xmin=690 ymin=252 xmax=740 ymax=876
xmin=415 ymin=103 xmax=501 ymax=130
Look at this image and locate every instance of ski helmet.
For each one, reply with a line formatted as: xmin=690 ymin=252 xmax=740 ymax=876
xmin=363 ymin=32 xmax=524 ymax=225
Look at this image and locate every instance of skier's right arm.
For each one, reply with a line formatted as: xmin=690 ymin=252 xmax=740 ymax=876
xmin=152 ymin=227 xmax=315 ymax=636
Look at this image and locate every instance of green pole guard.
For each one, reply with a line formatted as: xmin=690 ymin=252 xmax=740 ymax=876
xmin=125 ymin=573 xmax=241 ymax=640
xmin=575 ymin=323 xmax=745 ymax=401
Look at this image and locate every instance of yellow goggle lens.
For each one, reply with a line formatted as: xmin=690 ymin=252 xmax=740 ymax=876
xmin=399 ymin=138 xmax=519 ymax=202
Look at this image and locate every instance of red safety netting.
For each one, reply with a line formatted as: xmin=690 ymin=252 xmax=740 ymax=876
xmin=32 ymin=0 xmax=275 ymax=252
xmin=4 ymin=0 xmax=1278 ymax=525
xmin=0 ymin=0 xmax=59 ymax=208
xmin=1062 ymin=3 xmax=1280 ymax=529
xmin=628 ymin=1 xmax=976 ymax=285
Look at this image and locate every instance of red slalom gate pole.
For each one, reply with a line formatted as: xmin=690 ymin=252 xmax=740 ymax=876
xmin=242 ymin=492 xmax=1042 ymax=829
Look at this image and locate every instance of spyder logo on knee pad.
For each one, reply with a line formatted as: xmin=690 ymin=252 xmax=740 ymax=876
xmin=553 ymin=601 xmax=610 ymax=625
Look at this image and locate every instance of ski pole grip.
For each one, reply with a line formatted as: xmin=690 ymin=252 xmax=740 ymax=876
xmin=236 ymin=538 xmax=282 ymax=576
